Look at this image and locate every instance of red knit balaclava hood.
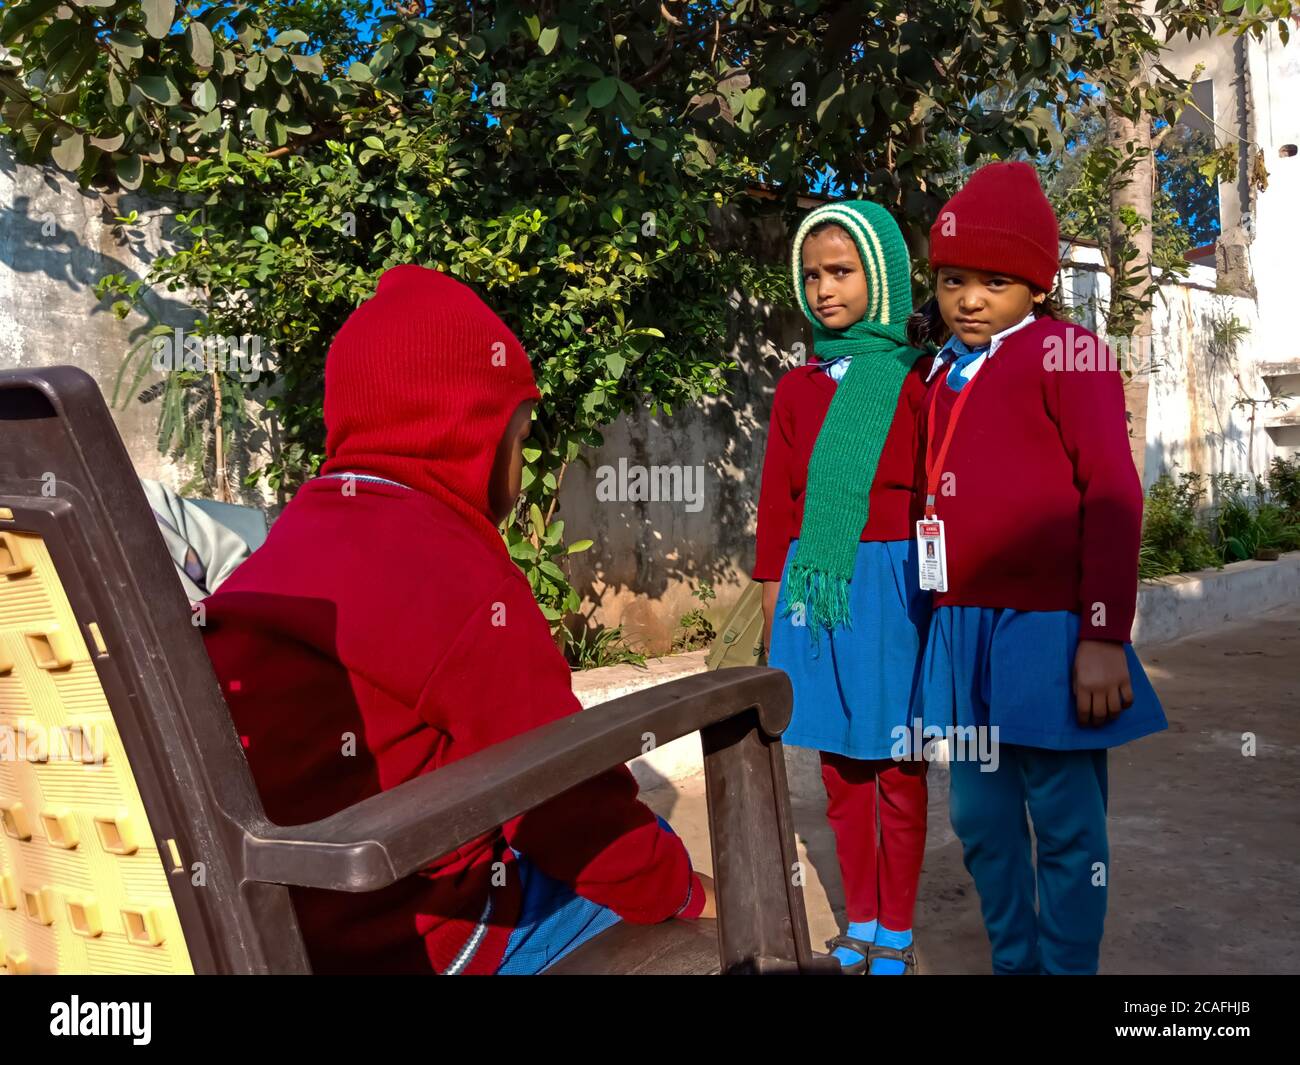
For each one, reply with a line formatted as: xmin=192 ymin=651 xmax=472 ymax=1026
xmin=928 ymin=161 xmax=1061 ymax=292
xmin=320 ymin=265 xmax=540 ymax=551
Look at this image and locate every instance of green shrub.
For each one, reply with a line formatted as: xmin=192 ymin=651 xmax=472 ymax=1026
xmin=1209 ymin=472 xmax=1300 ymax=561
xmin=671 ymin=583 xmax=717 ymax=654
xmin=1267 ymin=456 xmax=1300 ymax=519
xmin=1140 ymin=473 xmax=1220 ymax=578
xmin=568 ymin=626 xmax=647 ymax=671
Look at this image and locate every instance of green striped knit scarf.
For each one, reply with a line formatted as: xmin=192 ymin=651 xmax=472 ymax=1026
xmin=784 ymin=200 xmax=926 ymax=634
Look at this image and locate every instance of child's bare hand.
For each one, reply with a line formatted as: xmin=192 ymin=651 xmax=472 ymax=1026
xmin=1073 ymin=640 xmax=1134 ymax=728
xmin=694 ymin=873 xmax=717 ymax=920
xmin=761 ymin=581 xmax=779 ymax=657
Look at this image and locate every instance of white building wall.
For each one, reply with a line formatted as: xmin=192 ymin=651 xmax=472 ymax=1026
xmin=1060 ymin=244 xmax=1277 ymax=490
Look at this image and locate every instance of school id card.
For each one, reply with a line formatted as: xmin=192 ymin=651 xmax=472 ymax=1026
xmin=916 ymin=518 xmax=948 ymax=592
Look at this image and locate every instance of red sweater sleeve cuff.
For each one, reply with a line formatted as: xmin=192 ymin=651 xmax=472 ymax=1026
xmin=1076 ymin=590 xmax=1138 ymax=642
xmin=674 ymin=871 xmax=707 ymax=920
xmin=752 ymin=533 xmax=791 ymax=582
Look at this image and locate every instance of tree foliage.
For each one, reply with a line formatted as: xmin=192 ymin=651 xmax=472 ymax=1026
xmin=0 ymin=0 xmax=1290 ymax=642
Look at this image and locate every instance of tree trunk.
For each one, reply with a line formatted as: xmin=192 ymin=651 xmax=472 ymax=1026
xmin=1105 ymin=107 xmax=1154 ymax=486
xmin=211 ymin=368 xmax=229 ymax=502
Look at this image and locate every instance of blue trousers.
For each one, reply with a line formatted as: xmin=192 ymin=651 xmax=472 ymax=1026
xmin=495 ymin=816 xmax=681 ymax=975
xmin=948 ymin=745 xmax=1109 ymax=975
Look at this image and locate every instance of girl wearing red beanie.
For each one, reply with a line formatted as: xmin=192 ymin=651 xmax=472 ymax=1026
xmin=907 ymin=162 xmax=1167 ymax=974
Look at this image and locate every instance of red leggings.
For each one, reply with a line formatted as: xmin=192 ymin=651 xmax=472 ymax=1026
xmin=819 ymin=752 xmax=928 ymax=930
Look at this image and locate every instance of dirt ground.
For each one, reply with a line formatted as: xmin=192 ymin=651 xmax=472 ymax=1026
xmin=641 ymin=602 xmax=1300 ymax=974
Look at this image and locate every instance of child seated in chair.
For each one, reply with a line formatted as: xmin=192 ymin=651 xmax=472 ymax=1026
xmin=201 ymin=265 xmax=714 ymax=974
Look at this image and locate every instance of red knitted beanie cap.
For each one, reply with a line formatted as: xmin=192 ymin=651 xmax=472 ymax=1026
xmin=928 ymin=161 xmax=1061 ymax=293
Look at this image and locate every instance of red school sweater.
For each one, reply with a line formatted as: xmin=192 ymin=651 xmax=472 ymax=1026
xmin=201 ymin=479 xmax=703 ymax=975
xmin=752 ymin=356 xmax=937 ymax=581
xmin=920 ymin=316 xmax=1143 ymax=642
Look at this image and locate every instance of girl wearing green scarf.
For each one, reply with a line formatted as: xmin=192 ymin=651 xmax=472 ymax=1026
xmin=752 ymin=200 xmax=934 ymax=975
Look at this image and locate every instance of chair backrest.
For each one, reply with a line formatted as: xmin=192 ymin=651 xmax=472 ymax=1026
xmin=0 ymin=366 xmax=308 ymax=974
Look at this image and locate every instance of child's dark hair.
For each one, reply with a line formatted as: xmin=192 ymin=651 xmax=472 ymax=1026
xmin=805 ymin=220 xmax=849 ymax=241
xmin=905 ymin=285 xmax=1064 ymax=350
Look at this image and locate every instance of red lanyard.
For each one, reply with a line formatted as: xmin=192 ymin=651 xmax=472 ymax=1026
xmin=923 ymin=367 xmax=983 ymax=520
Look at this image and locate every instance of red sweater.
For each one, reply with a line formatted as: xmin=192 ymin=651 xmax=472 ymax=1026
xmin=201 ymin=479 xmax=703 ymax=975
xmin=920 ymin=316 xmax=1143 ymax=642
xmin=752 ymin=356 xmax=937 ymax=581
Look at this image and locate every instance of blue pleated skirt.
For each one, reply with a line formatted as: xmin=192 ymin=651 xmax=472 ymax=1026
xmin=768 ymin=538 xmax=932 ymax=761
xmin=912 ymin=605 xmax=1168 ymax=751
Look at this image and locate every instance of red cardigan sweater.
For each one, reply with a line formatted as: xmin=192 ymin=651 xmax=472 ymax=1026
xmin=202 ymin=479 xmax=702 ymax=975
xmin=920 ymin=316 xmax=1143 ymax=642
xmin=752 ymin=356 xmax=936 ymax=581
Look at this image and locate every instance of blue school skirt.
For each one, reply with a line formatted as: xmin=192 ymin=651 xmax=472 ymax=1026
xmin=767 ymin=538 xmax=932 ymax=761
xmin=912 ymin=605 xmax=1167 ymax=750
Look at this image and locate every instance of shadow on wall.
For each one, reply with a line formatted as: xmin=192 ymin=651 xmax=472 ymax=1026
xmin=0 ymin=148 xmax=278 ymax=505
xmin=0 ymin=145 xmax=178 ymax=300
xmin=560 ymin=293 xmax=810 ymax=653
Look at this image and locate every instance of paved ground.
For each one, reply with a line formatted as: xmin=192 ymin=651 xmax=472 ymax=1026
xmin=641 ymin=602 xmax=1300 ymax=974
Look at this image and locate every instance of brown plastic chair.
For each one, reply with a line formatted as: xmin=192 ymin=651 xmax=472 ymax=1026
xmin=0 ymin=366 xmax=837 ymax=975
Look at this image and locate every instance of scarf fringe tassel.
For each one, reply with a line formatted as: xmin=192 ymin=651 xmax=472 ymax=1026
xmin=782 ymin=564 xmax=853 ymax=635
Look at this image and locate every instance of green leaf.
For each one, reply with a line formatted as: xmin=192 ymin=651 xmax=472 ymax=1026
xmin=0 ymin=0 xmax=61 ymax=47
xmin=567 ymin=539 xmax=594 ymax=554
xmin=136 ymin=74 xmax=180 ymax=106
xmin=51 ymin=133 xmax=84 ymax=172
xmin=587 ymin=77 xmax=618 ymax=109
xmin=116 ymin=154 xmax=143 ymax=190
xmin=105 ymin=29 xmax=145 ymax=60
xmin=244 ymin=54 xmax=268 ymax=89
xmin=274 ymin=29 xmax=310 ymax=46
xmin=89 ymin=132 xmax=125 ymax=152
xmin=617 ymin=80 xmax=640 ymax=108
xmin=815 ymin=70 xmax=846 ymax=126
xmin=143 ymin=0 xmax=175 ymax=40
xmin=250 ymin=107 xmax=268 ymax=142
xmin=347 ymin=61 xmax=372 ymax=82
xmin=185 ymin=20 xmax=214 ymax=67
xmin=605 ymin=351 xmax=626 ymax=378
xmin=529 ymin=503 xmax=546 ymax=539
xmin=538 ymin=26 xmax=559 ymax=54
xmin=363 ymin=135 xmax=384 ymax=150
xmin=291 ymin=52 xmax=325 ymax=75
xmin=508 ymin=538 xmax=537 ymax=561
xmin=106 ymin=69 xmax=125 ymax=106
xmin=192 ymin=79 xmax=217 ymax=112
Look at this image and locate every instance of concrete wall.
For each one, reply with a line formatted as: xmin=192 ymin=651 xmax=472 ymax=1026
xmin=558 ymin=290 xmax=807 ymax=651
xmin=1164 ymin=20 xmax=1300 ymax=452
xmin=1246 ymin=24 xmax=1300 ymax=364
xmin=0 ymin=143 xmax=194 ymax=484
xmin=0 ymin=145 xmax=278 ymax=504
